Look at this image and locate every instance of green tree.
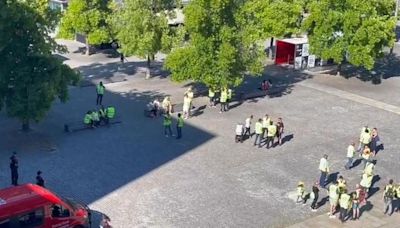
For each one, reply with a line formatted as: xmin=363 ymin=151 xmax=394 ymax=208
xmin=0 ymin=1 xmax=80 ymax=131
xmin=58 ymin=0 xmax=115 ymax=55
xmin=164 ymin=0 xmax=265 ymax=89
xmin=303 ymin=0 xmax=396 ymax=73
xmin=113 ymin=0 xmax=178 ymax=78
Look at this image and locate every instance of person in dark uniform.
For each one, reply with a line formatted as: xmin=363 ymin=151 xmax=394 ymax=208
xmin=36 ymin=170 xmax=45 ymax=187
xmin=10 ymin=151 xmax=18 ymax=186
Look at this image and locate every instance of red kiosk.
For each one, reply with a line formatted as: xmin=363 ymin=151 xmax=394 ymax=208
xmin=275 ymin=38 xmax=316 ymax=69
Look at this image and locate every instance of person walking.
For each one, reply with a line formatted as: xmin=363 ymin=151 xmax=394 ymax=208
xmin=383 ymin=179 xmax=395 ymax=216
xmin=36 ymin=170 xmax=45 ymax=187
xmin=265 ymin=121 xmax=277 ymax=149
xmin=219 ymin=88 xmax=228 ymax=113
xmin=310 ymin=182 xmax=320 ymax=212
xmin=96 ymin=81 xmax=105 ymax=105
xmin=208 ymin=87 xmax=216 ymax=107
xmin=275 ymin=117 xmax=284 ymax=145
xmin=244 ymin=115 xmax=253 ymax=138
xmin=318 ymin=154 xmax=329 ymax=188
xmin=345 ymin=142 xmax=355 ymax=170
xmin=176 ymin=113 xmax=184 ymax=139
xmin=10 ymin=152 xmax=18 ymax=186
xmin=254 ymin=118 xmax=263 ymax=148
xmin=163 ymin=113 xmax=173 ymax=137
xmin=328 ymin=181 xmax=339 ymax=218
xmin=338 ymin=189 xmax=351 ymax=223
xmin=351 ymin=191 xmax=360 ymax=220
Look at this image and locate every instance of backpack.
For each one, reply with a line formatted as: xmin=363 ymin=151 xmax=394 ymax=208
xmin=385 ymin=186 xmax=394 ymax=199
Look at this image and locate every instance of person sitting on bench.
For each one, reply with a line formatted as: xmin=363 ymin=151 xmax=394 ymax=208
xmin=106 ymin=106 xmax=116 ymax=122
xmin=99 ymin=106 xmax=108 ymax=124
xmin=84 ymin=111 xmax=93 ymax=128
xmin=91 ymin=110 xmax=100 ymax=127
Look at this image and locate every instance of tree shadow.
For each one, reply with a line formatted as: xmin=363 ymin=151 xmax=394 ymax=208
xmin=325 ymin=55 xmax=400 ymax=84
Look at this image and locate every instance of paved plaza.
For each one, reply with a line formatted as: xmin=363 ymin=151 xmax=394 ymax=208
xmin=0 ymin=40 xmax=399 ymax=227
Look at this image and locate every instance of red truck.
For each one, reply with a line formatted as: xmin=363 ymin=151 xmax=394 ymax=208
xmin=0 ymin=184 xmax=111 ymax=228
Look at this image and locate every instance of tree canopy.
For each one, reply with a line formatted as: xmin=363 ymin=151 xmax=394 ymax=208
xmin=164 ymin=0 xmax=265 ymax=89
xmin=58 ymin=0 xmax=115 ymax=55
xmin=303 ymin=0 xmax=396 ymax=71
xmin=0 ymin=0 xmax=80 ymax=130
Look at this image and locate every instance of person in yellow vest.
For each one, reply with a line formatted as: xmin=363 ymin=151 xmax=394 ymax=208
xmin=176 ymin=113 xmax=184 ymax=139
xmin=163 ymin=113 xmax=173 ymax=137
xmin=226 ymin=88 xmax=232 ymax=110
xmin=345 ymin=142 xmax=355 ymax=170
xmin=84 ymin=111 xmax=93 ymax=128
xmin=96 ymin=81 xmax=105 ymax=105
xmin=338 ymin=189 xmax=351 ymax=223
xmin=208 ymin=87 xmax=216 ymax=107
xmin=184 ymin=87 xmax=194 ymax=117
xmin=361 ymin=145 xmax=372 ymax=168
xmin=358 ymin=127 xmax=372 ymax=152
xmin=182 ymin=94 xmax=191 ymax=119
xmin=254 ymin=118 xmax=263 ymax=148
xmin=296 ymin=181 xmax=306 ymax=204
xmin=220 ymin=88 xmax=228 ymax=113
xmin=328 ymin=181 xmax=339 ymax=218
xmin=266 ymin=121 xmax=277 ymax=149
xmin=262 ymin=114 xmax=270 ymax=138
xmin=91 ymin=110 xmax=100 ymax=127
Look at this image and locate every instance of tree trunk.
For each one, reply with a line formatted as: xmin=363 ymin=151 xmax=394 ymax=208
xmin=22 ymin=119 xmax=30 ymax=131
xmin=85 ymin=38 xmax=90 ymax=56
xmin=145 ymin=54 xmax=151 ymax=79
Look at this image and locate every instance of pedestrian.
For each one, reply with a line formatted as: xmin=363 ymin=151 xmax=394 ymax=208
xmin=184 ymin=86 xmax=194 ymax=117
xmin=328 ymin=181 xmax=339 ymax=218
xmin=318 ymin=154 xmax=329 ymax=188
xmin=219 ymin=88 xmax=228 ymax=113
xmin=176 ymin=113 xmax=184 ymax=139
xmin=96 ymin=81 xmax=105 ymax=105
xmin=383 ymin=179 xmax=395 ymax=216
xmin=275 ymin=117 xmax=284 ymax=145
xmin=10 ymin=152 xmax=18 ymax=186
xmin=310 ymin=182 xmax=320 ymax=212
xmin=344 ymin=142 xmax=355 ymax=170
xmin=163 ymin=113 xmax=173 ymax=137
xmin=235 ymin=122 xmax=244 ymax=143
xmin=208 ymin=87 xmax=216 ymax=107
xmin=226 ymin=88 xmax=232 ymax=110
xmin=262 ymin=114 xmax=270 ymax=138
xmin=254 ymin=118 xmax=263 ymax=148
xmin=351 ymin=191 xmax=360 ymax=220
xmin=265 ymin=121 xmax=277 ymax=149
xmin=338 ymin=189 xmax=351 ymax=223
xmin=244 ymin=115 xmax=253 ymax=138
xmin=370 ymin=128 xmax=380 ymax=156
xmin=358 ymin=126 xmax=371 ymax=153
xmin=36 ymin=170 xmax=45 ymax=187
xmin=182 ymin=94 xmax=190 ymax=119
xmin=361 ymin=145 xmax=372 ymax=168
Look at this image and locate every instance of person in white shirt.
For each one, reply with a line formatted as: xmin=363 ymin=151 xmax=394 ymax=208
xmin=319 ymin=154 xmax=330 ymax=188
xmin=345 ymin=142 xmax=355 ymax=170
xmin=235 ymin=123 xmax=244 ymax=143
xmin=244 ymin=115 xmax=253 ymax=138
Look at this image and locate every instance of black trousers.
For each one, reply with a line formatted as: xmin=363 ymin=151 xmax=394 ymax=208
xmin=11 ymin=169 xmax=18 ymax=186
xmin=96 ymin=94 xmax=103 ymax=105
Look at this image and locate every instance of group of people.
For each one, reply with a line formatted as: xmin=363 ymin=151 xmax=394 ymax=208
xmin=235 ymin=114 xmax=284 ymax=149
xmin=84 ymin=106 xmax=115 ymax=128
xmin=9 ymin=152 xmax=45 ymax=187
xmin=302 ymin=125 xmax=399 ymax=223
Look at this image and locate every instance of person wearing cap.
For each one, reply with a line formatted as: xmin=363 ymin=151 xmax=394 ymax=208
xmin=318 ymin=154 xmax=329 ymax=188
xmin=36 ymin=171 xmax=45 ymax=187
xmin=10 ymin=152 xmax=18 ymax=186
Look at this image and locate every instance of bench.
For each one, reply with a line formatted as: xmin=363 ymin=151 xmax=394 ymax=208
xmin=64 ymin=115 xmax=122 ymax=133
